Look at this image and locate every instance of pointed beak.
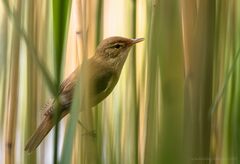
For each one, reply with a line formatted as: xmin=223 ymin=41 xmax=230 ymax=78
xmin=130 ymin=38 xmax=144 ymax=45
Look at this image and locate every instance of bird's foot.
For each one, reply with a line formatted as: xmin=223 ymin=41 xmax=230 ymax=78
xmin=77 ymin=120 xmax=96 ymax=137
xmin=82 ymin=130 xmax=97 ymax=137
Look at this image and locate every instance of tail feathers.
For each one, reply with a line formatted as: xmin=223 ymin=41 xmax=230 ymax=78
xmin=25 ymin=116 xmax=53 ymax=153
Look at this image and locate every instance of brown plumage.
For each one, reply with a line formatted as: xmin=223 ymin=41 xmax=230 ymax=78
xmin=24 ymin=36 xmax=144 ymax=153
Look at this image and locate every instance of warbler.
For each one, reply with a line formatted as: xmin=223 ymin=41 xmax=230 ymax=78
xmin=24 ymin=36 xmax=144 ymax=152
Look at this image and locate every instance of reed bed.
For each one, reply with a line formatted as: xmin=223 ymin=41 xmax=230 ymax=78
xmin=0 ymin=0 xmax=239 ymax=164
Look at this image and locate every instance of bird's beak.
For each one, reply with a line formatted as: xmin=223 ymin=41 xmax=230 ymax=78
xmin=130 ymin=38 xmax=144 ymax=45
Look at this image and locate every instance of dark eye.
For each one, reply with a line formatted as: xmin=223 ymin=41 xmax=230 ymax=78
xmin=113 ymin=44 xmax=121 ymax=49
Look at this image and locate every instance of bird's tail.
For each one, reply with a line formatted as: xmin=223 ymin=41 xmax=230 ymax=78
xmin=24 ymin=116 xmax=54 ymax=153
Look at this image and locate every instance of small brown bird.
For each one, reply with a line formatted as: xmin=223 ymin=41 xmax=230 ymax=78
xmin=24 ymin=36 xmax=144 ymax=152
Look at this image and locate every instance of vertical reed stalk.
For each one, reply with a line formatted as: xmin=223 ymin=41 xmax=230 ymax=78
xmin=23 ymin=0 xmax=45 ymax=163
xmin=145 ymin=0 xmax=184 ymax=163
xmin=3 ymin=1 xmax=21 ymax=163
xmin=77 ymin=0 xmax=97 ymax=163
xmin=231 ymin=1 xmax=240 ymax=162
xmin=181 ymin=0 xmax=216 ymax=162
xmin=95 ymin=1 xmax=104 ymax=163
xmin=96 ymin=0 xmax=103 ymax=45
xmin=144 ymin=1 xmax=161 ymax=162
xmin=60 ymin=0 xmax=90 ymax=163
xmin=210 ymin=0 xmax=230 ymax=161
xmin=130 ymin=0 xmax=139 ymax=163
xmin=0 ymin=1 xmax=8 ymax=131
xmin=52 ymin=0 xmax=72 ymax=163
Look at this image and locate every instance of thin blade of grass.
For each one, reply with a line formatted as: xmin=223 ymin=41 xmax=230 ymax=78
xmin=210 ymin=48 xmax=240 ymax=114
xmin=60 ymin=61 xmax=87 ymax=164
xmin=51 ymin=0 xmax=72 ymax=162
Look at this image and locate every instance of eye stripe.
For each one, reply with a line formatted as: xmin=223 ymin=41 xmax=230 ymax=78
xmin=109 ymin=43 xmax=124 ymax=49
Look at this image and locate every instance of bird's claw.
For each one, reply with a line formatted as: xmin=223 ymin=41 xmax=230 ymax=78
xmin=77 ymin=120 xmax=97 ymax=137
xmin=82 ymin=130 xmax=97 ymax=137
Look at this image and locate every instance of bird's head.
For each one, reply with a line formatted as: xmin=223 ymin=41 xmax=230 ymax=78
xmin=94 ymin=36 xmax=144 ymax=70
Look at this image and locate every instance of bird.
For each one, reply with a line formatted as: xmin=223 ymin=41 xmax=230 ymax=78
xmin=24 ymin=36 xmax=144 ymax=153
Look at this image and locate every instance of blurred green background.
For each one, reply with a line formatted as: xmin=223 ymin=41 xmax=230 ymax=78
xmin=0 ymin=0 xmax=240 ymax=164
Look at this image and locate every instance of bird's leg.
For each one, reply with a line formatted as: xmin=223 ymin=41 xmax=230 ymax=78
xmin=77 ymin=120 xmax=96 ymax=137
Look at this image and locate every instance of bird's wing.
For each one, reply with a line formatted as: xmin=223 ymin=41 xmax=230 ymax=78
xmin=92 ymin=69 xmax=114 ymax=95
xmin=58 ymin=60 xmax=116 ymax=107
xmin=58 ymin=67 xmax=81 ymax=107
xmin=89 ymin=61 xmax=117 ymax=105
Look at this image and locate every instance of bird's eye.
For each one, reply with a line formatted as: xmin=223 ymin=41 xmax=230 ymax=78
xmin=113 ymin=44 xmax=121 ymax=49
